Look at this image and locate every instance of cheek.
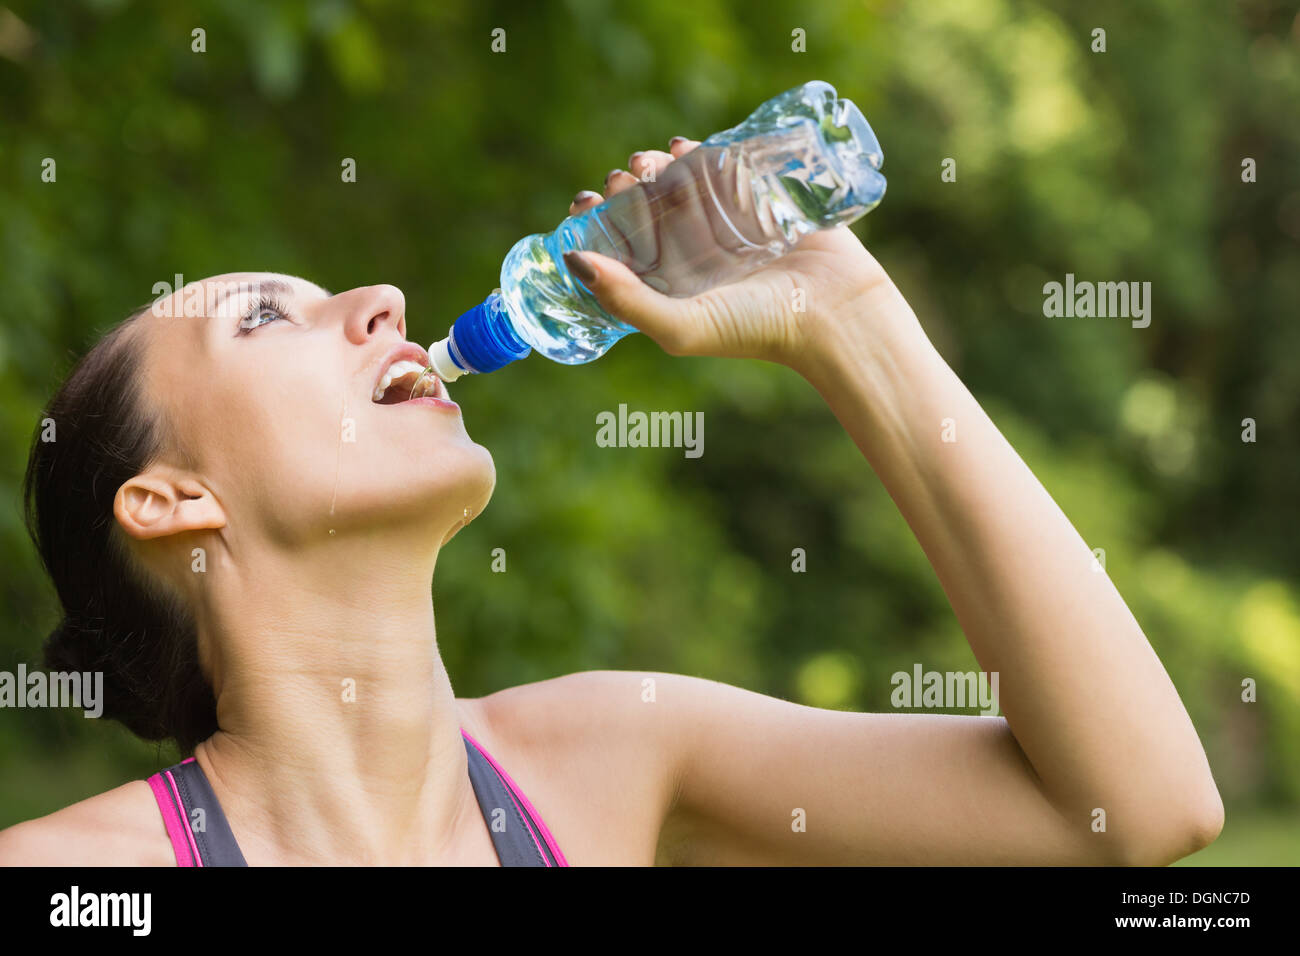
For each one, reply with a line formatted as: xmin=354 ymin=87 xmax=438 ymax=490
xmin=193 ymin=353 xmax=496 ymax=534
xmin=343 ymin=420 xmax=496 ymax=513
xmin=200 ymin=371 xmax=342 ymax=506
xmin=248 ymin=380 xmax=336 ymax=464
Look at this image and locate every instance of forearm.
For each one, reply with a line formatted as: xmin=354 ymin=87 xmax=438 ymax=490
xmin=793 ymin=285 xmax=1223 ymax=861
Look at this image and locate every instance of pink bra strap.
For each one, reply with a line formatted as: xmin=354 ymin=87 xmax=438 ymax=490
xmin=146 ymin=772 xmax=200 ymax=867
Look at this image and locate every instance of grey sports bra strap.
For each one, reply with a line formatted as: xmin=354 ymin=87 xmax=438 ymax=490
xmin=168 ymin=760 xmax=248 ymax=866
xmin=158 ymin=739 xmax=550 ymax=866
xmin=462 ymin=736 xmax=548 ymax=867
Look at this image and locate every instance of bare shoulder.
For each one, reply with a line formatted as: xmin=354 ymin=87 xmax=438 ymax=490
xmin=0 ymin=780 xmax=174 ymax=867
xmin=466 ymin=669 xmax=698 ymax=769
xmin=459 ymin=670 xmax=699 ymax=865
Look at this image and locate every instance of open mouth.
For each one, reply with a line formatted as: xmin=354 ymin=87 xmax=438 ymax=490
xmin=371 ymin=348 xmax=445 ymax=405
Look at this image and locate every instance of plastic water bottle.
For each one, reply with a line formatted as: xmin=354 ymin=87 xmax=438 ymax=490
xmin=426 ymin=80 xmax=886 ymax=382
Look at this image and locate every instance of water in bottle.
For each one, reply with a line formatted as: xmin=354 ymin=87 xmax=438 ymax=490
xmin=425 ymin=80 xmax=886 ymax=382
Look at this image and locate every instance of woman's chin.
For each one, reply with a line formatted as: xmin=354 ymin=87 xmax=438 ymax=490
xmin=294 ymin=442 xmax=495 ymax=548
xmin=401 ymin=454 xmax=496 ymax=534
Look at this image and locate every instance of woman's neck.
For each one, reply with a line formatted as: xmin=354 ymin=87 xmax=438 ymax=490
xmin=190 ymin=537 xmax=480 ymax=864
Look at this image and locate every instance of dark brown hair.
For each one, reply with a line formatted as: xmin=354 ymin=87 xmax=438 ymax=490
xmin=23 ymin=309 xmax=218 ymax=752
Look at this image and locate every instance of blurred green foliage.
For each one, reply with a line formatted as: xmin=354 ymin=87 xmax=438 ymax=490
xmin=0 ymin=0 xmax=1297 ymax=862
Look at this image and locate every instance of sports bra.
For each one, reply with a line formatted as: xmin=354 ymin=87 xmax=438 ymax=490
xmin=145 ymin=728 xmax=568 ymax=866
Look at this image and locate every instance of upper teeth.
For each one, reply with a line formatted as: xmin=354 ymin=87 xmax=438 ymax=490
xmin=373 ymin=359 xmax=428 ymax=401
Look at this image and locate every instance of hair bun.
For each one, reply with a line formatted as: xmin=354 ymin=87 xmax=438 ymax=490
xmin=43 ymin=615 xmax=92 ymax=673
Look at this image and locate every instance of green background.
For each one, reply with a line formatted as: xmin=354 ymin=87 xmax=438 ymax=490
xmin=1 ymin=0 xmax=1297 ymax=865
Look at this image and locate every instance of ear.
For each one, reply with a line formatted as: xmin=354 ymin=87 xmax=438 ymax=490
xmin=114 ymin=469 xmax=226 ymax=541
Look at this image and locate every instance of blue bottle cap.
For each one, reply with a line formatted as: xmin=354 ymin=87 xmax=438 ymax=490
xmin=448 ymin=293 xmax=531 ymax=374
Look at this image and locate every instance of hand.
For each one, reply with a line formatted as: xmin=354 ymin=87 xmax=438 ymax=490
xmin=562 ymin=137 xmax=904 ymax=373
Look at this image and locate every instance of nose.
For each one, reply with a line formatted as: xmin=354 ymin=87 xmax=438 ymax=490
xmin=340 ymin=284 xmax=407 ymax=344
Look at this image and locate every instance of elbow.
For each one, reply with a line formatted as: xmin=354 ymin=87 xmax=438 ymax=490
xmin=1111 ymin=785 xmax=1225 ymax=867
xmin=1185 ymin=786 xmax=1226 ymax=855
xmin=1168 ymin=792 xmax=1225 ymax=863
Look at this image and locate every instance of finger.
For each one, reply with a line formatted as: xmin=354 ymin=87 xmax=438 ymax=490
xmin=562 ymin=250 xmax=705 ymax=357
xmin=568 ymin=189 xmax=604 ymax=217
xmin=627 ymin=149 xmax=674 ymax=183
xmin=603 ymin=167 xmax=639 ymax=196
xmin=668 ymin=136 xmax=701 ymax=159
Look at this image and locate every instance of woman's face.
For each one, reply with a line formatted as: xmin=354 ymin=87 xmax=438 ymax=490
xmin=135 ymin=272 xmax=495 ymax=548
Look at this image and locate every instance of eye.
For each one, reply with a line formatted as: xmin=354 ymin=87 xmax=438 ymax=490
xmin=238 ymin=296 xmax=290 ymax=334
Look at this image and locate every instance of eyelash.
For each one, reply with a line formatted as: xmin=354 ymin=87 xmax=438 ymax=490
xmin=237 ymin=296 xmax=291 ymax=334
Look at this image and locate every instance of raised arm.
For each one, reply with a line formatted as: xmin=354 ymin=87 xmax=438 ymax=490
xmin=561 ymin=140 xmax=1223 ymax=865
xmin=783 ymin=280 xmax=1223 ymax=862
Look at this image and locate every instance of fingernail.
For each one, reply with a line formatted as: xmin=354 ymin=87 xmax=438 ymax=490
xmin=563 ymin=250 xmax=597 ymax=285
xmin=573 ymin=189 xmax=601 ymax=204
xmin=629 ymin=151 xmax=645 ymax=167
xmin=604 ymin=168 xmax=625 ymax=186
xmin=669 ymin=136 xmax=687 ymax=146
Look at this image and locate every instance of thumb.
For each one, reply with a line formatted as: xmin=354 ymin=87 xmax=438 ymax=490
xmin=563 ymin=250 xmax=703 ymax=355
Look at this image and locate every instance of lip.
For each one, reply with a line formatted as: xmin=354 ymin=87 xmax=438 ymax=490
xmin=401 ymin=395 xmax=459 ymax=412
xmin=368 ymin=342 xmax=455 ymax=406
xmin=371 ymin=342 xmax=433 ymax=395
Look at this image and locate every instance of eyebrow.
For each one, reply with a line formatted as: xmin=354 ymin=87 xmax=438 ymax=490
xmin=209 ymin=279 xmax=295 ymax=316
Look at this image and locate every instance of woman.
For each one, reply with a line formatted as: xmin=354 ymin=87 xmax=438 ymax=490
xmin=1 ymin=137 xmax=1222 ymax=866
